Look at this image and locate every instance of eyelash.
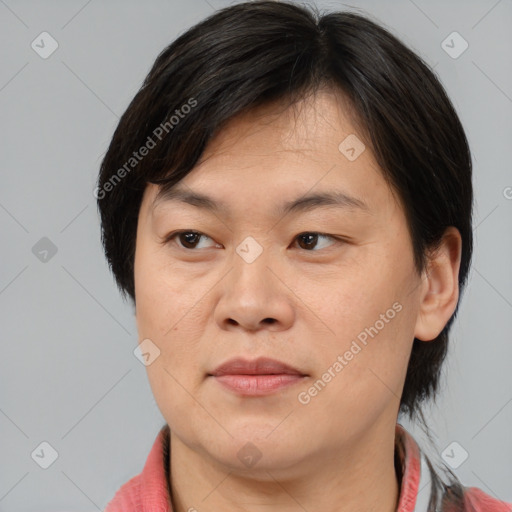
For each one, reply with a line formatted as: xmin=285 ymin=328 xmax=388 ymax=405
xmin=163 ymin=230 xmax=344 ymax=252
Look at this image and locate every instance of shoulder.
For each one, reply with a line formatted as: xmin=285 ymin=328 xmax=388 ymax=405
xmin=462 ymin=486 xmax=512 ymax=512
xmin=104 ymin=473 xmax=142 ymax=511
xmin=395 ymin=424 xmax=511 ymax=512
xmin=104 ymin=424 xmax=171 ymax=512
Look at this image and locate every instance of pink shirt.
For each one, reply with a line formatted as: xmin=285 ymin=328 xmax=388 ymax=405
xmin=105 ymin=423 xmax=511 ymax=511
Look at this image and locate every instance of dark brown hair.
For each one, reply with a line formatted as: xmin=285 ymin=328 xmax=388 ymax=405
xmin=96 ymin=0 xmax=473 ymax=426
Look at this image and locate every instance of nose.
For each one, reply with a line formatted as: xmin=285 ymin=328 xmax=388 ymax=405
xmin=213 ymin=244 xmax=295 ymax=333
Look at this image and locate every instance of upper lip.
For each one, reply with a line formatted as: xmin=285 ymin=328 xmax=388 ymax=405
xmin=209 ymin=357 xmax=307 ymax=376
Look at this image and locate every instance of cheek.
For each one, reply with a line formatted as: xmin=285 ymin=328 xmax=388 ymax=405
xmin=298 ymin=271 xmax=415 ymax=414
xmin=134 ymin=251 xmax=203 ymax=404
xmin=145 ymin=363 xmax=194 ymax=435
xmin=134 ymin=244 xmax=187 ymax=335
xmin=303 ymin=267 xmax=397 ymax=348
xmin=143 ymin=328 xmax=205 ymax=432
xmin=294 ymin=310 xmax=412 ymax=441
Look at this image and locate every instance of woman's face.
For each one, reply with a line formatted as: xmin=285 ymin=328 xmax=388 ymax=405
xmin=133 ymin=89 xmax=429 ymax=474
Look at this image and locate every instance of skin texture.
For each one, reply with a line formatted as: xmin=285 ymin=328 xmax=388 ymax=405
xmin=133 ymin=88 xmax=462 ymax=512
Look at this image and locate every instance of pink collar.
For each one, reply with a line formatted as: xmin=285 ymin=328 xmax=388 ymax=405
xmin=107 ymin=422 xmax=511 ymax=512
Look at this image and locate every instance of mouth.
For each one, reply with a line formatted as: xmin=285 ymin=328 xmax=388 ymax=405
xmin=208 ymin=357 xmax=308 ymax=396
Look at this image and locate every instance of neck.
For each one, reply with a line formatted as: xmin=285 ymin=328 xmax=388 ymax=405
xmin=168 ymin=420 xmax=400 ymax=512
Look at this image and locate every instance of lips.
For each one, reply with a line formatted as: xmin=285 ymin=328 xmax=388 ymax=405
xmin=209 ymin=357 xmax=306 ymax=377
xmin=209 ymin=357 xmax=308 ymax=396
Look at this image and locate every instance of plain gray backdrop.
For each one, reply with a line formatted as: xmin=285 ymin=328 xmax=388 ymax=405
xmin=1 ymin=0 xmax=511 ymax=510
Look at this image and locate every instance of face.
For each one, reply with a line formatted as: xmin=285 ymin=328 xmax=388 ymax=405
xmin=134 ymin=89 xmax=427 ymax=475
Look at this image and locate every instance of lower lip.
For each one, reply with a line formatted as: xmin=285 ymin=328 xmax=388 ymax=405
xmin=211 ymin=374 xmax=306 ymax=396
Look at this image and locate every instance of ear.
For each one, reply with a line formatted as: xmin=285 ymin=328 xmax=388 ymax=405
xmin=414 ymin=227 xmax=462 ymax=342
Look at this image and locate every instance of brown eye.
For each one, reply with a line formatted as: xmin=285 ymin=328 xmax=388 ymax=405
xmin=178 ymin=231 xmax=202 ymax=249
xmin=294 ymin=232 xmax=338 ymax=251
xmin=165 ymin=230 xmax=218 ymax=250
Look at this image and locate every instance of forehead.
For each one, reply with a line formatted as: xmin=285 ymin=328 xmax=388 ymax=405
xmin=145 ymin=89 xmax=400 ymax=220
xmin=197 ymin=88 xmax=364 ymax=160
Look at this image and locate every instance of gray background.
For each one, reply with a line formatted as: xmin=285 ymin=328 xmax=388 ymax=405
xmin=1 ymin=0 xmax=511 ymax=510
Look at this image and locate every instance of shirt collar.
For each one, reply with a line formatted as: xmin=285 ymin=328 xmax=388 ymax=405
xmin=395 ymin=422 xmax=431 ymax=512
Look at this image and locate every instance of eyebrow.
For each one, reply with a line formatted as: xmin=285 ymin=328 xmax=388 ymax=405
xmin=152 ymin=185 xmax=370 ymax=218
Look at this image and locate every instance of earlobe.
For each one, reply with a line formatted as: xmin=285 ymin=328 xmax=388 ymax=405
xmin=414 ymin=227 xmax=462 ymax=342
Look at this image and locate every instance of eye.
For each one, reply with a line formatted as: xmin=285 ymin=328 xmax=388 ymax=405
xmin=292 ymin=232 xmax=339 ymax=251
xmin=165 ymin=230 xmax=220 ymax=250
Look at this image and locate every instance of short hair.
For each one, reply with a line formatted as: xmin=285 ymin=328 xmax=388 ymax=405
xmin=96 ymin=0 xmax=473 ymax=424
